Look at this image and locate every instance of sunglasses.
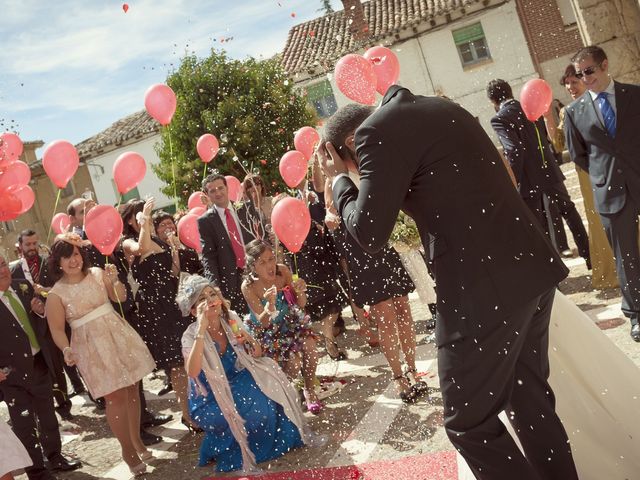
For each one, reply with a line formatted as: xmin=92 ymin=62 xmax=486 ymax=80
xmin=575 ymin=64 xmax=600 ymax=79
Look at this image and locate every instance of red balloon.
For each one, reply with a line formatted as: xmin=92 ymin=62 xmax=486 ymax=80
xmin=520 ymin=79 xmax=553 ymax=122
xmin=144 ymin=83 xmax=177 ymax=126
xmin=84 ymin=205 xmax=123 ymax=255
xmin=279 ymin=150 xmax=307 ymax=188
xmin=225 ymin=175 xmax=242 ymax=202
xmin=0 ymin=133 xmax=23 ymax=164
xmin=0 ymin=161 xmax=31 ymax=190
xmin=42 ymin=140 xmax=79 ymax=189
xmin=122 ymin=3 xmax=129 ymax=13
xmin=271 ymin=197 xmax=311 ymax=253
xmin=177 ymin=214 xmax=202 ymax=253
xmin=189 ymin=206 xmax=206 ymax=217
xmin=4 ymin=184 xmax=34 ymax=214
xmin=113 ymin=152 xmax=146 ymax=194
xmin=363 ymin=46 xmax=400 ymax=96
xmin=294 ymin=127 xmax=320 ymax=161
xmin=188 ymin=191 xmax=208 ymax=210
xmin=51 ymin=212 xmax=71 ymax=235
xmin=335 ymin=54 xmax=378 ymax=105
xmin=0 ymin=189 xmax=22 ymax=220
xmin=196 ymin=134 xmax=219 ymax=163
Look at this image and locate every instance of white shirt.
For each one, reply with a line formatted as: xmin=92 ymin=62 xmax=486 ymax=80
xmin=0 ymin=287 xmax=40 ymax=356
xmin=213 ymin=204 xmax=246 ymax=252
xmin=589 ymin=79 xmax=617 ymax=125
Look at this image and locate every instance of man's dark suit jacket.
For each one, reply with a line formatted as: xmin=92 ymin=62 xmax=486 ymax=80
xmin=198 ymin=206 xmax=252 ymax=313
xmin=564 ymin=81 xmax=640 ymax=215
xmin=0 ymin=280 xmax=56 ymax=389
xmin=333 ymin=86 xmax=568 ymax=347
xmin=10 ymin=256 xmax=54 ymax=288
xmin=491 ymin=99 xmax=564 ymax=197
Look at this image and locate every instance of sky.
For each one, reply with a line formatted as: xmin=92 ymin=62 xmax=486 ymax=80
xmin=0 ymin=0 xmax=343 ymax=152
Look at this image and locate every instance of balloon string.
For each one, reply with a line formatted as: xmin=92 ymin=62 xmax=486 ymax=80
xmin=168 ymin=125 xmax=178 ymax=210
xmin=293 ymin=253 xmax=299 ymax=277
xmin=39 ymin=188 xmax=63 ymax=275
xmin=105 ymin=256 xmax=126 ymax=319
xmin=203 ymin=162 xmax=207 ymax=184
xmin=533 ymin=122 xmax=548 ymax=168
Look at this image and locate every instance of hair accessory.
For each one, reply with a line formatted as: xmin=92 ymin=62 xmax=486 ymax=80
xmin=55 ymin=232 xmax=91 ymax=249
xmin=176 ymin=274 xmax=212 ymax=316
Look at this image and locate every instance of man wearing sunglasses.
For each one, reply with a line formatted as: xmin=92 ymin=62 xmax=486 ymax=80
xmin=564 ymin=45 xmax=640 ymax=342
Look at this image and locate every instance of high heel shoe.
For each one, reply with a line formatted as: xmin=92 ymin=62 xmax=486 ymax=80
xmin=405 ymin=369 xmax=429 ymax=396
xmin=181 ymin=417 xmax=203 ymax=434
xmin=129 ymin=462 xmax=147 ymax=478
xmin=138 ymin=450 xmax=154 ymax=462
xmin=394 ymin=375 xmax=418 ymax=404
xmin=303 ymin=389 xmax=324 ymax=415
xmin=324 ymin=338 xmax=347 ymax=361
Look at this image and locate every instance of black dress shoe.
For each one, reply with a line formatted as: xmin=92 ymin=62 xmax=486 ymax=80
xmin=55 ymin=403 xmax=74 ymax=421
xmin=93 ymin=397 xmax=106 ymax=410
xmin=46 ymin=453 xmax=82 ymax=472
xmin=157 ymin=383 xmax=173 ymax=396
xmin=141 ymin=412 xmax=173 ymax=428
xmin=631 ymin=324 xmax=640 ymax=342
xmin=69 ymin=387 xmax=86 ymax=398
xmin=140 ymin=429 xmax=163 ymax=446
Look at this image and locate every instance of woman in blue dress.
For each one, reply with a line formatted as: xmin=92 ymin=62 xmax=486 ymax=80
xmin=178 ymin=274 xmax=319 ymax=473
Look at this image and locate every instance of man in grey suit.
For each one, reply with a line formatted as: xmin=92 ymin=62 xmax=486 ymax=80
xmin=564 ymin=45 xmax=640 ymax=342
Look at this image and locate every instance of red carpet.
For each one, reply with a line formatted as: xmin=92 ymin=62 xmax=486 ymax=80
xmin=209 ymin=450 xmax=457 ymax=480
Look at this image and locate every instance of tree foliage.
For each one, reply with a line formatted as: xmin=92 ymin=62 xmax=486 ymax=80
xmin=154 ymin=49 xmax=317 ymax=206
xmin=318 ymin=0 xmax=334 ymax=14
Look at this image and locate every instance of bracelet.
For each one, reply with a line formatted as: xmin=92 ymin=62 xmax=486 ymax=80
xmin=195 ymin=333 xmax=206 ymax=340
xmin=63 ymin=346 xmax=72 ymax=355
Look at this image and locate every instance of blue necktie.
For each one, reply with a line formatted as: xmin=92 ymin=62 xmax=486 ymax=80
xmin=596 ymin=92 xmax=616 ymax=138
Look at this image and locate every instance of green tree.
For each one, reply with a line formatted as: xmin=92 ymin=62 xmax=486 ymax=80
xmin=318 ymin=0 xmax=334 ymax=14
xmin=154 ymin=49 xmax=317 ymax=207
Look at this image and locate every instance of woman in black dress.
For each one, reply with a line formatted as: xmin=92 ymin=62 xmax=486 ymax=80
xmin=325 ymin=180 xmax=426 ymax=403
xmin=153 ymin=210 xmax=203 ymax=276
xmin=120 ymin=198 xmax=196 ymax=430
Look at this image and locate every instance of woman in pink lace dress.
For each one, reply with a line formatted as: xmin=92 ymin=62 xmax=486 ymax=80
xmin=45 ymin=234 xmax=156 ymax=477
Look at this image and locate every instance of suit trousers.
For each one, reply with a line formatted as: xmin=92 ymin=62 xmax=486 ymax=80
xmin=439 ymin=288 xmax=578 ymax=480
xmin=2 ymin=352 xmax=62 ymax=479
xmin=599 ymin=193 xmax=640 ymax=326
xmin=543 ymin=182 xmax=590 ymax=261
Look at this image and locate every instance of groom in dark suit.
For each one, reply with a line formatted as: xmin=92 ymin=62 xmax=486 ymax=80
xmin=564 ymin=45 xmax=640 ymax=342
xmin=0 ymin=255 xmax=81 ymax=479
xmin=319 ymin=87 xmax=578 ymax=480
xmin=198 ymin=173 xmax=253 ymax=314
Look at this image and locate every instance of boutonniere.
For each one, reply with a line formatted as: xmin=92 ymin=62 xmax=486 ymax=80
xmin=19 ymin=283 xmax=29 ymax=294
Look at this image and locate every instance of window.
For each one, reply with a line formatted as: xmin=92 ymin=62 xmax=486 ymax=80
xmin=305 ymin=80 xmax=338 ymax=118
xmin=453 ymin=23 xmax=491 ymax=67
xmin=112 ymin=180 xmax=140 ymax=203
xmin=556 ymin=0 xmax=577 ymax=26
xmin=60 ymin=181 xmax=75 ymax=198
xmin=2 ymin=221 xmax=15 ymax=233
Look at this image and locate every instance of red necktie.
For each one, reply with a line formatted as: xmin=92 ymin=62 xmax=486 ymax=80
xmin=224 ymin=208 xmax=246 ymax=268
xmin=27 ymin=257 xmax=40 ymax=284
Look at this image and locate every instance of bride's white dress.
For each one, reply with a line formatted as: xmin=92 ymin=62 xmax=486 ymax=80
xmin=0 ymin=420 xmax=32 ymax=476
xmin=457 ymin=291 xmax=640 ymax=480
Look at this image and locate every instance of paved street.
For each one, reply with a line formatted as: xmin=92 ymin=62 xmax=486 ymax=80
xmin=4 ymin=163 xmax=640 ymax=480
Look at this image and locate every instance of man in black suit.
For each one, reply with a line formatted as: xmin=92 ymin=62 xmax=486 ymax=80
xmin=487 ymin=79 xmax=590 ymax=268
xmin=564 ymin=45 xmax=640 ymax=342
xmin=198 ymin=173 xmax=252 ymax=314
xmin=319 ymin=88 xmax=578 ymax=480
xmin=11 ymin=229 xmax=78 ymax=421
xmin=0 ymin=255 xmax=81 ymax=479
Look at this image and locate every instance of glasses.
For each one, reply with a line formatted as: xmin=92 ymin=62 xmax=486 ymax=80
xmin=575 ymin=65 xmax=600 ymax=79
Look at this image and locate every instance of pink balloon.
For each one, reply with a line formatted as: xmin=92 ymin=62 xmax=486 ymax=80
xmin=520 ymin=79 xmax=553 ymax=122
xmin=51 ymin=212 xmax=71 ymax=235
xmin=0 ymin=189 xmax=22 ymax=219
xmin=271 ymin=197 xmax=311 ymax=253
xmin=196 ymin=134 xmax=219 ymax=163
xmin=294 ymin=127 xmax=320 ymax=161
xmin=279 ymin=150 xmax=307 ymax=188
xmin=0 ymin=133 xmax=23 ymax=164
xmin=42 ymin=140 xmax=79 ymax=189
xmin=188 ymin=191 xmax=208 ymax=210
xmin=0 ymin=161 xmax=31 ymax=190
xmin=144 ymin=83 xmax=177 ymax=126
xmin=113 ymin=152 xmax=146 ymax=194
xmin=84 ymin=205 xmax=123 ymax=255
xmin=189 ymin=206 xmax=206 ymax=217
xmin=4 ymin=184 xmax=34 ymax=214
xmin=335 ymin=54 xmax=378 ymax=105
xmin=364 ymin=46 xmax=400 ymax=96
xmin=225 ymin=175 xmax=242 ymax=202
xmin=177 ymin=214 xmax=202 ymax=253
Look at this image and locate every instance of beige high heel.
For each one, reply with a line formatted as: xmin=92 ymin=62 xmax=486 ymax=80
xmin=129 ymin=462 xmax=147 ymax=477
xmin=138 ymin=450 xmax=154 ymax=462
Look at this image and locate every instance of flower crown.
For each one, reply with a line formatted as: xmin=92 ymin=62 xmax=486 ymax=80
xmin=55 ymin=232 xmax=91 ymax=249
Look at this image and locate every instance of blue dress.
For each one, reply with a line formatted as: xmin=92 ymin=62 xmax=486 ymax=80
xmin=189 ymin=341 xmax=303 ymax=472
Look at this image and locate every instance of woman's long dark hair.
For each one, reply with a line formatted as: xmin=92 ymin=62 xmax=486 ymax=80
xmin=119 ymin=200 xmax=145 ymax=239
xmin=48 ymin=240 xmax=90 ymax=282
xmin=243 ymin=239 xmax=281 ymax=284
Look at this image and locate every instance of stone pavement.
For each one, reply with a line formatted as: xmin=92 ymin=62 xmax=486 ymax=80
xmin=5 ymin=163 xmax=640 ymax=480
